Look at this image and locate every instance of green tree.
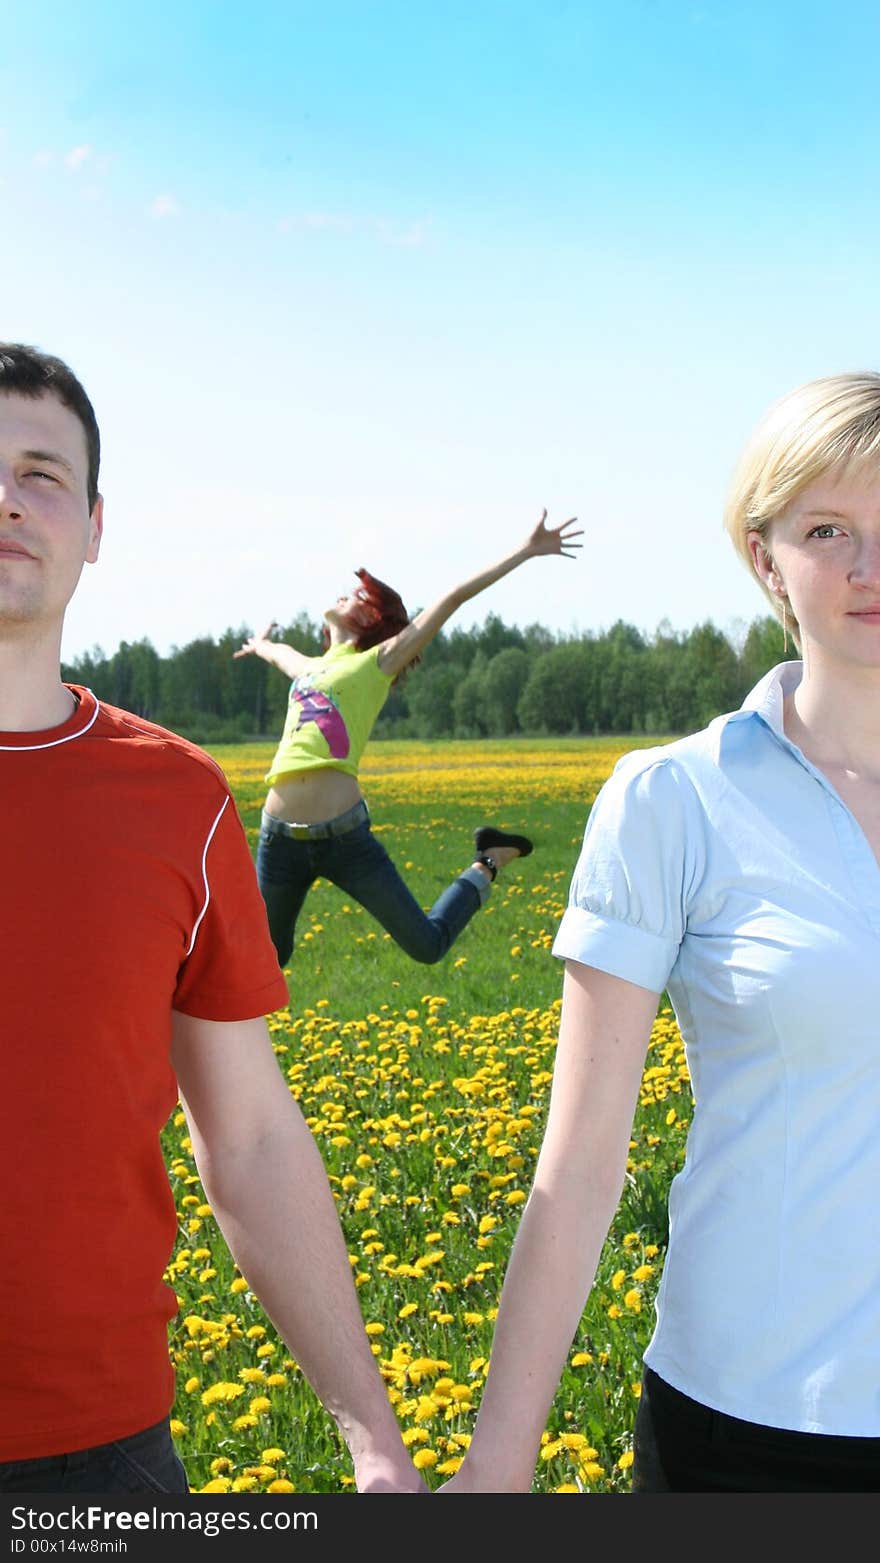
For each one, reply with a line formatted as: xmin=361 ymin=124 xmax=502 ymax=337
xmin=483 ymin=648 xmax=530 ymax=735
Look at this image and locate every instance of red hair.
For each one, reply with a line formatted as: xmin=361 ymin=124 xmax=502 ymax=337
xmin=321 ymin=568 xmax=414 ymax=662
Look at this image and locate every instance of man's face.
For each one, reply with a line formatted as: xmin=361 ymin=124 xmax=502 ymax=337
xmin=0 ymin=391 xmax=102 ymax=635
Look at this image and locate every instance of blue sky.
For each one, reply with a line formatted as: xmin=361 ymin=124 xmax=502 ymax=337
xmin=2 ymin=0 xmax=879 ymax=662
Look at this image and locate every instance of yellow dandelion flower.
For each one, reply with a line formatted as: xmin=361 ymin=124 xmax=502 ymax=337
xmin=232 ymin=1414 xmax=258 ymax=1431
xmin=209 ymin=1458 xmax=233 ymax=1475
xmin=578 ymin=1460 xmax=605 ymax=1482
xmin=261 ymin=1448 xmax=286 ymax=1463
xmin=266 ymin=1479 xmax=296 ymax=1493
xmin=184 ymin=1376 xmax=201 ymax=1394
xmin=168 ymin=1420 xmax=187 ymax=1438
xmin=571 ymin=1353 xmax=593 ymax=1367
xmin=230 ymin=1278 xmax=249 ymax=1294
xmin=618 ymin=1450 xmax=635 ymax=1470
xmin=200 ymin=1382 xmax=246 ymax=1406
xmin=249 ymin=1397 xmax=271 ymax=1415
xmin=611 ymin=1268 xmax=626 ymax=1290
xmin=199 ymin=1479 xmax=232 ymax=1493
xmin=412 ymin=1448 xmax=439 ymax=1470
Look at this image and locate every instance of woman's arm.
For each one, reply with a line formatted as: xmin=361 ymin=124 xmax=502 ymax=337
xmin=438 ymin=959 xmax=659 ymax=1493
xmin=375 ymin=509 xmax=581 ymax=679
xmin=233 ymin=621 xmax=315 ymax=679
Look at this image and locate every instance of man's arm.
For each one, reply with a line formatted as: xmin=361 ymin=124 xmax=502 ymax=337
xmin=170 ymin=1010 xmax=426 ymax=1493
xmin=439 ymin=960 xmax=658 ymax=1492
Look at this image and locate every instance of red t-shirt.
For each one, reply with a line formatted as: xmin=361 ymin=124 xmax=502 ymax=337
xmin=0 ymin=686 xmax=290 ymax=1460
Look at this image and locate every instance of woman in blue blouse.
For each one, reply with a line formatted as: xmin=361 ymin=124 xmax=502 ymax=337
xmin=441 ymin=372 xmax=880 ymax=1492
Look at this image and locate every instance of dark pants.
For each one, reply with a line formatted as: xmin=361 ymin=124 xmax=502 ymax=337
xmin=256 ymin=807 xmax=487 ymax=967
xmin=0 ymin=1417 xmax=190 ymax=1494
xmin=632 ymin=1366 xmax=880 ymax=1492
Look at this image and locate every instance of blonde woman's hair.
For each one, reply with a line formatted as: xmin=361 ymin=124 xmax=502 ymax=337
xmin=723 ymin=372 xmax=880 ymax=645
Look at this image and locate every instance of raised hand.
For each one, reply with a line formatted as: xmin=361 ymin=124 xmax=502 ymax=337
xmin=524 ymin=509 xmax=583 ymax=559
xmin=233 ymin=621 xmax=278 ymax=660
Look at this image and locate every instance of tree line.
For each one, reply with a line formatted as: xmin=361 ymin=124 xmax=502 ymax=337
xmin=61 ymin=611 xmax=793 ymax=744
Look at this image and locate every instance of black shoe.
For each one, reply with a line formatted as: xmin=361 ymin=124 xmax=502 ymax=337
xmin=473 ymin=826 xmax=534 ymax=859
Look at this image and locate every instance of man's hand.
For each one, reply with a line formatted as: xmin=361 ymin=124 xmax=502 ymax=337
xmin=355 ymin=1452 xmax=431 ymax=1493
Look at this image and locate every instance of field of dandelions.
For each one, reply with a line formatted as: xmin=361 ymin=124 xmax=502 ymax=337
xmin=164 ymin=735 xmax=689 ymax=1494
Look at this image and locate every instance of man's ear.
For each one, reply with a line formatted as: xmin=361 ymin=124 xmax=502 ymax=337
xmin=86 ymin=494 xmax=104 ymax=564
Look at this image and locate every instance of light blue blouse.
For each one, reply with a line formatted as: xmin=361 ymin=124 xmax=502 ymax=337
xmin=552 ymin=660 xmax=880 ymax=1435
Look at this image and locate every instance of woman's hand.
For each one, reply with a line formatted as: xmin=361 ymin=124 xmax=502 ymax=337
xmin=523 ymin=508 xmax=583 ymax=558
xmin=233 ymin=621 xmax=278 ymax=660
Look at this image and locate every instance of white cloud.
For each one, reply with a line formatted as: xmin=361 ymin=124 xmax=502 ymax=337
xmin=302 ymin=211 xmax=354 ymax=233
xmin=372 ymin=216 xmax=430 ymax=248
xmin=149 ymin=194 xmax=180 ymax=219
xmin=33 ymin=150 xmax=52 ymax=167
xmin=65 ymin=144 xmax=91 ymax=171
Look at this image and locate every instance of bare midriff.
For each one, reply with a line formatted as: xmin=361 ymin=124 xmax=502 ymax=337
xmin=264 ymin=768 xmax=363 ymax=824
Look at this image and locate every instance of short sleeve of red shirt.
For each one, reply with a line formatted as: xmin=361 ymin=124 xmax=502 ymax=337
xmin=173 ymin=790 xmax=290 ymax=1020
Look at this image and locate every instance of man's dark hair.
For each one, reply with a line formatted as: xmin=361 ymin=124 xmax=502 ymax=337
xmin=0 ymin=343 xmax=101 ymax=509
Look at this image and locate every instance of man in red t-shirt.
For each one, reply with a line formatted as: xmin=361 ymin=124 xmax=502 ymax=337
xmin=0 ymin=343 xmax=425 ymax=1495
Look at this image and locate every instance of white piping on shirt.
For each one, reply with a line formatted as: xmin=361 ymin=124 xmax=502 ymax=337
xmin=186 ymin=795 xmax=231 ymax=958
xmin=0 ymin=693 xmax=101 ymax=750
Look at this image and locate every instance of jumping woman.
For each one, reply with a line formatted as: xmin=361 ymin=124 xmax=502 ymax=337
xmin=234 ymin=509 xmax=581 ymax=967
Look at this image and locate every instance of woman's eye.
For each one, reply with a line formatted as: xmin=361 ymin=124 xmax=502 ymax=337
xmin=809 ymin=523 xmax=840 ymax=539
xmin=26 ymin=470 xmax=58 ymax=482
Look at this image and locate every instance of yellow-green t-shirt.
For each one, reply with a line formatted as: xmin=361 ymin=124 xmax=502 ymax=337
xmin=265 ymin=643 xmax=394 ymax=785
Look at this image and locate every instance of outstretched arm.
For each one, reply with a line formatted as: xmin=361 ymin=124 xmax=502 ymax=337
xmin=170 ymin=1011 xmax=428 ymax=1493
xmin=376 ymin=509 xmax=582 ymax=679
xmin=233 ymin=621 xmax=315 ymax=679
xmin=437 ymin=960 xmax=657 ymax=1493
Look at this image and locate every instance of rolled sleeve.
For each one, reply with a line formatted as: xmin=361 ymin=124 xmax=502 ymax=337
xmin=552 ymin=752 xmax=702 ymax=994
xmin=552 ymin=905 xmax=680 ymax=992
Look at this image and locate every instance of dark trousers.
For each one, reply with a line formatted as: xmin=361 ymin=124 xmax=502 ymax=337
xmin=632 ymin=1366 xmax=880 ymax=1492
xmin=256 ymin=810 xmax=485 ymax=967
xmin=0 ymin=1417 xmax=190 ymax=1494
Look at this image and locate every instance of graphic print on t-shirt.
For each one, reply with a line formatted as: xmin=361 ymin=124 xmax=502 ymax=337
xmin=289 ymin=677 xmax=350 ymax=759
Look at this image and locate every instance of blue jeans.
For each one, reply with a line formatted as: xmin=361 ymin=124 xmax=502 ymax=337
xmin=256 ymin=807 xmax=488 ymax=967
xmin=0 ymin=1417 xmax=190 ymax=1494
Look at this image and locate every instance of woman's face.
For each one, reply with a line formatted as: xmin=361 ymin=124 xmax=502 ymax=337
xmin=748 ymin=463 xmax=880 ymax=672
xmin=324 ymin=591 xmax=368 ymax=635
